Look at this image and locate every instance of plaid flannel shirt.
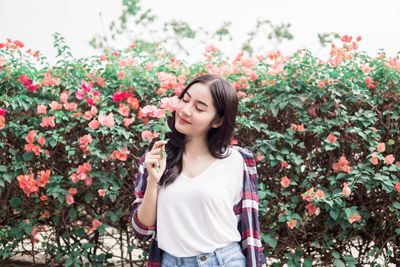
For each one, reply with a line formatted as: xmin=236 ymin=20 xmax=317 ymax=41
xmin=130 ymin=146 xmax=266 ymax=266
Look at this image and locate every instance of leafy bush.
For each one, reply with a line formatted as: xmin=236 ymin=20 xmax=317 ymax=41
xmin=0 ymin=34 xmax=399 ymax=266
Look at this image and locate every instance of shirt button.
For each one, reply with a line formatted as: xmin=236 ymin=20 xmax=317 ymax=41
xmin=199 ymin=255 xmax=207 ymax=261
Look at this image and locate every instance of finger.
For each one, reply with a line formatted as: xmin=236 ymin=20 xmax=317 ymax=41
xmin=150 ymin=148 xmax=161 ymax=155
xmin=145 ymin=159 xmax=160 ymax=168
xmin=152 ymin=140 xmax=168 ymax=150
xmin=149 ymin=155 xmax=162 ymax=160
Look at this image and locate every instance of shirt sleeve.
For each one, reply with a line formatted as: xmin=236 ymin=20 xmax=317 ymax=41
xmin=130 ymin=151 xmax=156 ymax=242
xmin=235 ymin=148 xmax=267 ymax=267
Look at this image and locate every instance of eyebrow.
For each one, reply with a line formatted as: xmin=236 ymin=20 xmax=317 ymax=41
xmin=185 ymin=92 xmax=209 ymax=107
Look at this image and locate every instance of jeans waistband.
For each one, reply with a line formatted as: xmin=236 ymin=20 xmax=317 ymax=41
xmin=162 ymin=242 xmax=242 ymax=266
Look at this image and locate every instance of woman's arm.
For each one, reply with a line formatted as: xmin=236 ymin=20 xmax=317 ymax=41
xmin=131 ymin=140 xmax=167 ymax=241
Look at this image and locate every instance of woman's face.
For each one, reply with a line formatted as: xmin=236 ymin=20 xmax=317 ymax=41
xmin=175 ymin=83 xmax=221 ymax=139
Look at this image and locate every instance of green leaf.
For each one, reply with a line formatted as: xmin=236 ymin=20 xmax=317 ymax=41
xmin=68 ymin=208 xmax=77 ymax=221
xmin=333 ymin=259 xmax=346 ymax=267
xmin=392 ymin=202 xmax=400 ymax=209
xmin=23 ymin=224 xmax=33 ymax=235
xmin=262 ymin=234 xmax=277 ymax=249
xmin=10 ymin=197 xmax=22 ymax=208
xmin=303 ymin=258 xmax=313 ymax=267
xmin=23 ymin=152 xmax=33 ymax=161
xmin=330 ymin=209 xmax=339 ymax=220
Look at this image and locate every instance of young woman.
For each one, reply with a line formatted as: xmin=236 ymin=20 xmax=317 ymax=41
xmin=131 ymin=74 xmax=266 ymax=267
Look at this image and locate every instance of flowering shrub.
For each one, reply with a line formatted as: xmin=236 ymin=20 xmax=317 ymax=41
xmin=0 ymin=34 xmax=399 ymax=266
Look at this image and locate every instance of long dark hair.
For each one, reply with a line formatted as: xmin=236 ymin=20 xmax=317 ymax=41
xmin=152 ymin=74 xmax=238 ymax=188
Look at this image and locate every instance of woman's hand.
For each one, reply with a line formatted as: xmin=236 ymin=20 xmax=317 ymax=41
xmin=144 ymin=140 xmax=168 ymax=183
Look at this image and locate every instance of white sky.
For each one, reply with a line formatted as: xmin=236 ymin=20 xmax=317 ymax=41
xmin=0 ymin=0 xmax=399 ymax=64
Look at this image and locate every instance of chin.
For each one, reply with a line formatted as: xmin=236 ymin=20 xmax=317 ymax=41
xmin=175 ymin=122 xmax=187 ymax=135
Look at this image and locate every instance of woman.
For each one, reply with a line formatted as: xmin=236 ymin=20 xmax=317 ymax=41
xmin=131 ymin=74 xmax=266 ymax=266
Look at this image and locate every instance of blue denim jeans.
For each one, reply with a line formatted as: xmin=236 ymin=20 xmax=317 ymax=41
xmin=161 ymin=242 xmax=246 ymax=267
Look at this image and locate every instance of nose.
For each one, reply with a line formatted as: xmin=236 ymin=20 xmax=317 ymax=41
xmin=177 ymin=100 xmax=192 ymax=116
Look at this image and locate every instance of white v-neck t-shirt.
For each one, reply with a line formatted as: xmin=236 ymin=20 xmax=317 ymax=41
xmin=157 ymin=147 xmax=244 ymax=257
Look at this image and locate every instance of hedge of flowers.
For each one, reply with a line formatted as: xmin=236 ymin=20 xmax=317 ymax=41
xmin=0 ymin=34 xmax=399 ymax=266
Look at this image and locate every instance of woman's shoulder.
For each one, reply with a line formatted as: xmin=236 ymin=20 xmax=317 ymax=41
xmin=229 ymin=145 xmax=255 ymax=158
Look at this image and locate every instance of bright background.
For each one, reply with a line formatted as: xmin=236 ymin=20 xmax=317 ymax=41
xmin=1 ymin=0 xmax=399 ymax=63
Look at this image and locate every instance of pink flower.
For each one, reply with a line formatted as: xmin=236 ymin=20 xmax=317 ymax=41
xmin=341 ymin=35 xmax=352 ymax=43
xmin=255 ymin=152 xmax=265 ymax=162
xmin=68 ymin=188 xmax=78 ymax=195
xmin=17 ymin=174 xmax=38 ymax=197
xmin=145 ymin=62 xmax=153 ymax=71
xmin=377 ymin=142 xmax=385 ymax=153
xmin=88 ymin=119 xmax=101 ymax=130
xmin=385 ymin=154 xmax=395 ymax=165
xmin=118 ymin=104 xmax=130 ymax=117
xmin=342 ymin=183 xmax=351 ymax=197
xmin=317 ymin=80 xmax=326 ymax=89
xmin=0 ymin=108 xmax=5 ymax=116
xmin=88 ymin=219 xmax=103 ymax=234
xmin=305 ymin=203 xmax=319 ymax=216
xmin=79 ymin=162 xmax=92 ymax=174
xmin=90 ymin=106 xmax=98 ymax=115
xmin=153 ymin=109 xmax=166 ymax=118
xmin=60 ymin=91 xmax=69 ymax=103
xmin=84 ymin=177 xmax=93 ymax=187
xmin=141 ymin=130 xmax=159 ymax=142
xmin=86 ymin=97 xmax=94 ymax=107
xmin=49 ymin=101 xmax=62 ymax=110
xmin=64 ymin=102 xmax=78 ymax=111
xmin=81 ymin=82 xmax=92 ymax=93
xmin=123 ymin=118 xmax=134 ymax=128
xmin=280 ymin=161 xmax=289 ymax=168
xmin=65 ymin=194 xmax=74 ymax=205
xmin=315 ymin=189 xmax=325 ymax=200
xmin=395 ymin=182 xmax=400 ymax=193
xmin=37 ymin=104 xmax=47 ymax=114
xmin=26 ymin=130 xmax=36 ymax=143
xmin=111 ymin=146 xmax=130 ymax=161
xmin=75 ymin=90 xmax=85 ymax=101
xmin=287 ymin=219 xmax=297 ymax=229
xmin=40 ymin=116 xmax=56 ymax=128
xmin=42 ymin=72 xmax=60 ymax=86
xmin=370 ymin=152 xmax=379 ymax=165
xmin=118 ymin=71 xmax=125 ymax=80
xmin=98 ymin=113 xmax=115 ymax=128
xmin=302 ymin=188 xmax=315 ymax=202
xmin=99 ymin=54 xmax=107 ymax=61
xmin=360 ymin=65 xmax=371 ymax=74
xmin=37 ymin=136 xmax=46 ymax=147
xmin=84 ymin=111 xmax=93 ymax=120
xmin=348 ymin=212 xmax=361 ymax=224
xmin=71 ymin=173 xmax=80 ymax=183
xmin=98 ymin=189 xmax=106 ymax=197
xmin=19 ymin=75 xmax=31 ymax=85
xmin=96 ymin=77 xmax=105 ymax=87
xmin=280 ymin=176 xmax=291 ymax=188
xmin=79 ymin=134 xmax=92 ymax=154
xmin=157 ymin=72 xmax=179 ymax=90
xmin=141 ymin=105 xmax=157 ymax=117
xmin=25 ymin=143 xmax=40 ymax=155
xmin=327 ymin=133 xmax=337 ymax=144
xmin=160 ymin=96 xmax=180 ymax=112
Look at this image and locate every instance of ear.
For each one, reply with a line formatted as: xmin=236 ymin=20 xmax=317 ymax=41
xmin=211 ymin=118 xmax=223 ymax=128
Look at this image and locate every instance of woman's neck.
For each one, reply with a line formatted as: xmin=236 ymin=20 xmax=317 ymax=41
xmin=183 ymin=136 xmax=210 ymax=159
